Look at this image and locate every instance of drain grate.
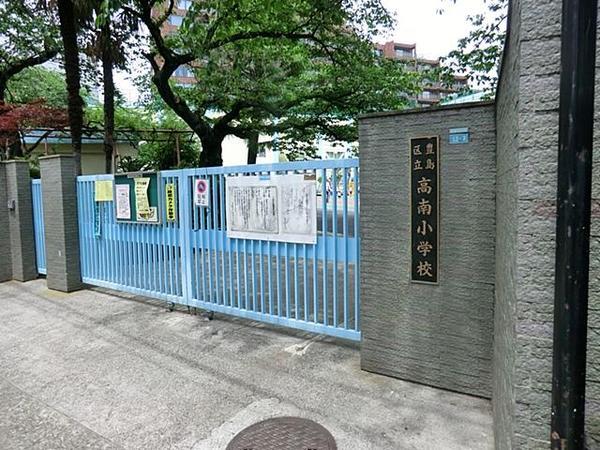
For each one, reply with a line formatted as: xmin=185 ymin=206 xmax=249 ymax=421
xmin=226 ymin=416 xmax=337 ymax=450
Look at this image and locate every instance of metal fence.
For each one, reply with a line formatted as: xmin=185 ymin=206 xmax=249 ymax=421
xmin=77 ymin=159 xmax=360 ymax=341
xmin=31 ymin=179 xmax=46 ymax=275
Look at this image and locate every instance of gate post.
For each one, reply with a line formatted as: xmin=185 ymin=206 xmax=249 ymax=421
xmin=178 ymin=170 xmax=193 ymax=305
xmin=0 ymin=163 xmax=12 ymax=282
xmin=39 ymin=155 xmax=83 ymax=292
xmin=358 ymin=103 xmax=497 ymax=398
xmin=2 ymin=161 xmax=37 ymax=282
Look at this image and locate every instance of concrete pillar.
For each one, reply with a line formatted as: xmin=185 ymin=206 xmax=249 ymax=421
xmin=0 ymin=163 xmax=12 ymax=282
xmin=39 ymin=155 xmax=83 ymax=292
xmin=3 ymin=161 xmax=37 ymax=281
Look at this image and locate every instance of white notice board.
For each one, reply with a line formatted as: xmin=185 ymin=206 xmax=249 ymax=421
xmin=226 ymin=174 xmax=317 ymax=244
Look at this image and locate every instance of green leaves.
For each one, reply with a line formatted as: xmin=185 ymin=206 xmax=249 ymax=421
xmin=6 ymin=67 xmax=69 ymax=107
xmin=0 ymin=0 xmax=60 ymax=75
xmin=135 ymin=0 xmax=420 ymax=161
xmin=441 ymin=0 xmax=508 ymax=92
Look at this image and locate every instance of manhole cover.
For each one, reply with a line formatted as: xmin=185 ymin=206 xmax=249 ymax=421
xmin=226 ymin=416 xmax=337 ymax=450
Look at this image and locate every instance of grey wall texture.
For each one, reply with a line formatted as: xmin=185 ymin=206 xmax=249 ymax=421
xmin=0 ymin=164 xmax=12 ymax=282
xmin=493 ymin=0 xmax=520 ymax=448
xmin=494 ymin=0 xmax=600 ymax=448
xmin=358 ymin=102 xmax=497 ymax=398
xmin=40 ymin=156 xmax=83 ymax=292
xmin=3 ymin=161 xmax=37 ymax=282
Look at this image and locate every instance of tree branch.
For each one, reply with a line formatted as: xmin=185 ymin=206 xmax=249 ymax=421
xmin=2 ymin=48 xmax=59 ymax=80
xmin=22 ymin=129 xmax=56 ymax=155
xmin=210 ymin=30 xmax=322 ymax=50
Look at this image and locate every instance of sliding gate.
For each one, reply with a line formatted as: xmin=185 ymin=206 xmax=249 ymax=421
xmin=77 ymin=160 xmax=360 ymax=340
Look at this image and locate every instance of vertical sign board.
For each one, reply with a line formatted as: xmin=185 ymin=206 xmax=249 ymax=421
xmin=114 ymin=171 xmax=161 ymax=224
xmin=94 ymin=202 xmax=102 ymax=238
xmin=165 ymin=183 xmax=177 ymax=222
xmin=410 ymin=136 xmax=439 ymax=284
xmin=116 ymin=184 xmax=131 ymax=220
xmin=194 ymin=179 xmax=210 ymax=207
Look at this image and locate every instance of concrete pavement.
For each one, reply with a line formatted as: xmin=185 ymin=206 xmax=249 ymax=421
xmin=0 ymin=279 xmax=493 ymax=449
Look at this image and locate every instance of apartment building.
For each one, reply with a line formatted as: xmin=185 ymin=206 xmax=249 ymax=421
xmin=375 ymin=41 xmax=469 ymax=106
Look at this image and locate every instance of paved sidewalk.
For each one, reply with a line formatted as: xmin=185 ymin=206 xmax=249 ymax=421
xmin=0 ymin=280 xmax=493 ymax=449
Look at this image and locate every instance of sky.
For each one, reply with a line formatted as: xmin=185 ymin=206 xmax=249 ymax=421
xmin=115 ymin=1 xmax=489 ymax=104
xmin=381 ymin=0 xmax=489 ymax=59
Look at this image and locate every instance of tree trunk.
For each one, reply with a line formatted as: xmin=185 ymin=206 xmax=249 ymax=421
xmin=151 ymin=72 xmax=223 ymax=167
xmin=0 ymin=76 xmax=7 ymax=103
xmin=247 ymin=132 xmax=259 ymax=164
xmin=7 ymin=139 xmax=22 ymax=158
xmin=57 ymin=0 xmax=84 ymax=175
xmin=199 ymin=135 xmax=223 ymax=167
xmin=101 ymin=21 xmax=115 ymax=174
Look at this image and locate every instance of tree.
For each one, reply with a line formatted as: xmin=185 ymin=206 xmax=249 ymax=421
xmin=440 ymin=0 xmax=508 ymax=92
xmin=85 ymin=103 xmax=199 ymax=170
xmin=99 ymin=13 xmax=117 ymax=173
xmin=0 ymin=0 xmax=61 ymax=102
xmin=86 ymin=1 xmax=141 ymax=173
xmin=56 ymin=0 xmax=94 ymax=175
xmin=6 ymin=67 xmax=68 ymax=107
xmin=0 ymin=0 xmax=61 ymax=157
xmin=127 ymin=0 xmax=420 ymax=166
xmin=0 ymin=101 xmax=69 ymax=157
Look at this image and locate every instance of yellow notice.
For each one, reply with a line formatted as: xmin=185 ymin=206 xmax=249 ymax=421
xmin=134 ymin=177 xmax=150 ymax=214
xmin=94 ymin=180 xmax=113 ymax=202
xmin=165 ymin=183 xmax=177 ymax=222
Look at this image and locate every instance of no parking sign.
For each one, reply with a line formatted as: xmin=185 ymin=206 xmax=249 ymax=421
xmin=194 ymin=179 xmax=210 ymax=207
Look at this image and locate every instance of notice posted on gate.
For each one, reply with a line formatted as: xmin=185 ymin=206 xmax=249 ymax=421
xmin=226 ymin=175 xmax=317 ymax=244
xmin=410 ymin=136 xmax=439 ymax=284
xmin=113 ymin=171 xmax=161 ymax=224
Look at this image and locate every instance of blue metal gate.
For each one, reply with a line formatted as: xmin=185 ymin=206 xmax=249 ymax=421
xmin=31 ymin=179 xmax=46 ymax=275
xmin=77 ymin=160 xmax=360 ymax=340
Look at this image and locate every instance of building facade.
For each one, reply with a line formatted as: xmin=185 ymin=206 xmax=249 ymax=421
xmin=375 ymin=41 xmax=469 ymax=106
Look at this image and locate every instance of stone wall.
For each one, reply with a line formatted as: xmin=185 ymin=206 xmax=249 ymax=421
xmin=359 ymin=102 xmax=496 ymax=398
xmin=492 ymin=0 xmax=520 ymax=447
xmin=493 ymin=0 xmax=600 ymax=447
xmin=39 ymin=156 xmax=82 ymax=292
xmin=3 ymin=161 xmax=37 ymax=282
xmin=0 ymin=164 xmax=12 ymax=282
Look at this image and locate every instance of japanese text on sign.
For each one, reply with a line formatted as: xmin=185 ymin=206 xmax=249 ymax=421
xmin=115 ymin=184 xmax=131 ymax=220
xmin=165 ymin=183 xmax=177 ymax=222
xmin=410 ymin=137 xmax=439 ymax=284
xmin=225 ymin=175 xmax=317 ymax=244
xmin=134 ymin=177 xmax=150 ymax=214
xmin=194 ymin=179 xmax=210 ymax=207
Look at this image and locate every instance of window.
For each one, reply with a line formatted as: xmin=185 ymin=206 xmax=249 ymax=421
xmin=394 ymin=47 xmax=413 ymax=58
xmin=168 ymin=14 xmax=183 ymax=26
xmin=174 ymin=66 xmax=193 ymax=78
xmin=454 ymin=79 xmax=468 ymax=90
xmin=179 ymin=0 xmax=192 ymax=9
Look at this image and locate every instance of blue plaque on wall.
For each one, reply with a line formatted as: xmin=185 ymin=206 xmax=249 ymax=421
xmin=449 ymin=127 xmax=470 ymax=144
